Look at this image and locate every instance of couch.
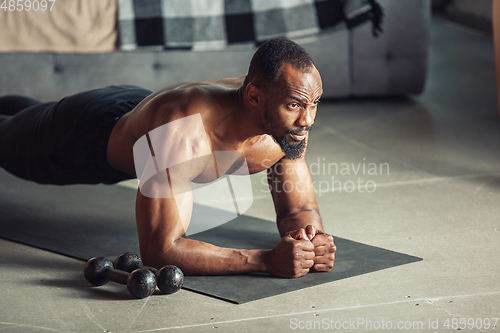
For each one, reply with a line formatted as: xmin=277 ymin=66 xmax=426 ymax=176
xmin=0 ymin=0 xmax=430 ymax=101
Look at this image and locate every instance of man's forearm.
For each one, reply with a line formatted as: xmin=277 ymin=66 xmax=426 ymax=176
xmin=141 ymin=237 xmax=269 ymax=276
xmin=136 ymin=190 xmax=269 ymax=276
xmin=277 ymin=209 xmax=323 ymax=237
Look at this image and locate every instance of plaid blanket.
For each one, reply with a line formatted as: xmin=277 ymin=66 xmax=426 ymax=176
xmin=118 ymin=0 xmax=383 ymax=51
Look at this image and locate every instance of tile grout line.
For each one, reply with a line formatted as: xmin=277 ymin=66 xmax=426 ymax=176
xmin=472 ymin=175 xmax=500 ymax=194
xmin=128 ymin=296 xmax=152 ymax=331
xmin=129 ymin=291 xmax=500 ymax=332
xmin=0 ymin=322 xmax=60 ymax=332
xmin=361 ymin=171 xmax=500 ymax=189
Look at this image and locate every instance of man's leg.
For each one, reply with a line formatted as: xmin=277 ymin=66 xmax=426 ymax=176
xmin=0 ymin=86 xmax=150 ymax=185
xmin=0 ymin=95 xmax=42 ymax=116
xmin=0 ymin=96 xmax=61 ymax=182
xmin=0 ymin=95 xmax=43 ymax=123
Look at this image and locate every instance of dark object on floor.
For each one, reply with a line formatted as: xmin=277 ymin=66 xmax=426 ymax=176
xmin=84 ymin=256 xmax=115 ymax=286
xmin=126 ymin=269 xmax=157 ymax=299
xmin=114 ymin=251 xmax=184 ymax=295
xmin=84 ymin=256 xmax=157 ymax=299
xmin=157 ymin=265 xmax=184 ymax=295
xmin=187 ymin=222 xmax=422 ymax=303
xmin=115 ymin=252 xmax=143 ymax=272
xmin=0 ymin=169 xmax=422 ymax=303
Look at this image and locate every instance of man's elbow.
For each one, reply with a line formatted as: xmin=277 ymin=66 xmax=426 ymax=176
xmin=140 ymin=237 xmax=181 ymax=269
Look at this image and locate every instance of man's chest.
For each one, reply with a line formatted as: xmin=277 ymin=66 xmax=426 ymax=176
xmin=193 ymin=135 xmax=283 ymax=183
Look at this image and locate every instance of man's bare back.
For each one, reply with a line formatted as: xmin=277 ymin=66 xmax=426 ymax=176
xmin=106 ymin=79 xmax=284 ymax=180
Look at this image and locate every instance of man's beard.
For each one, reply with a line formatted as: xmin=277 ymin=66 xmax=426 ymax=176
xmin=264 ymin=108 xmax=311 ymax=160
xmin=273 ymin=134 xmax=307 ymax=160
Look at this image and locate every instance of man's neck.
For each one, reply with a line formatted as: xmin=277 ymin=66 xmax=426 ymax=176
xmin=227 ymin=86 xmax=267 ymax=146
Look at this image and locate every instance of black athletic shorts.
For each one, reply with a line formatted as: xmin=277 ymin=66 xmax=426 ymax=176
xmin=0 ymin=85 xmax=152 ymax=185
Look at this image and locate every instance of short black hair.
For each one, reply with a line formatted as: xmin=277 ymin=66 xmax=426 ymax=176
xmin=243 ymin=37 xmax=314 ymax=89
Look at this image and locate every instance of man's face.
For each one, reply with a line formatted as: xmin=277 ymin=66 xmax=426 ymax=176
xmin=263 ymin=63 xmax=323 ymax=160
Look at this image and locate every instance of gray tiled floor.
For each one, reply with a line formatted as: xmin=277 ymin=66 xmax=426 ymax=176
xmin=1 ymin=15 xmax=500 ymax=332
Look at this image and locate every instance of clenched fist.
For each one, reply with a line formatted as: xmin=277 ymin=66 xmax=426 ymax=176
xmin=304 ymin=225 xmax=336 ymax=272
xmin=265 ymin=228 xmax=315 ymax=278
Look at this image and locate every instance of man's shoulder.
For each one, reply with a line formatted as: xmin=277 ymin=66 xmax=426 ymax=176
xmin=134 ymin=84 xmax=213 ymax=131
xmin=152 ymin=83 xmax=225 ymax=116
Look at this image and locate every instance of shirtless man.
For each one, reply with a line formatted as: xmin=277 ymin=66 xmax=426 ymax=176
xmin=0 ymin=37 xmax=336 ymax=278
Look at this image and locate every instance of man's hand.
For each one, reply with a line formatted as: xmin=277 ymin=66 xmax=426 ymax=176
xmin=265 ymin=228 xmax=315 ymax=278
xmin=304 ymin=225 xmax=336 ymax=272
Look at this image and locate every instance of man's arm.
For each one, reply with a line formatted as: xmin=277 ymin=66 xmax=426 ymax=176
xmin=135 ymin=175 xmax=315 ymax=278
xmin=268 ymin=156 xmax=336 ymax=272
xmin=268 ymin=156 xmax=323 ymax=236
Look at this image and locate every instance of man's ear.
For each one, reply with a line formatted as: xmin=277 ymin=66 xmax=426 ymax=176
xmin=245 ymin=83 xmax=261 ymax=106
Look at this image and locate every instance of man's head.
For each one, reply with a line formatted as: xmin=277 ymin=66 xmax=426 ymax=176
xmin=243 ymin=37 xmax=315 ymax=91
xmin=244 ymin=37 xmax=323 ymax=160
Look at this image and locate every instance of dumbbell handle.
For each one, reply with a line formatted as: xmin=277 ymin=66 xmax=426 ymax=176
xmin=118 ymin=262 xmax=158 ymax=275
xmin=104 ymin=268 xmax=131 ymax=285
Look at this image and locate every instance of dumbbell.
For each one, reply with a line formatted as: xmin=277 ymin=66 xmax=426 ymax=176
xmin=84 ymin=256 xmax=156 ymax=299
xmin=115 ymin=252 xmax=184 ymax=294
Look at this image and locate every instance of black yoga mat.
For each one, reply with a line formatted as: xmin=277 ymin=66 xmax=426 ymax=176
xmin=0 ymin=169 xmax=422 ymax=303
